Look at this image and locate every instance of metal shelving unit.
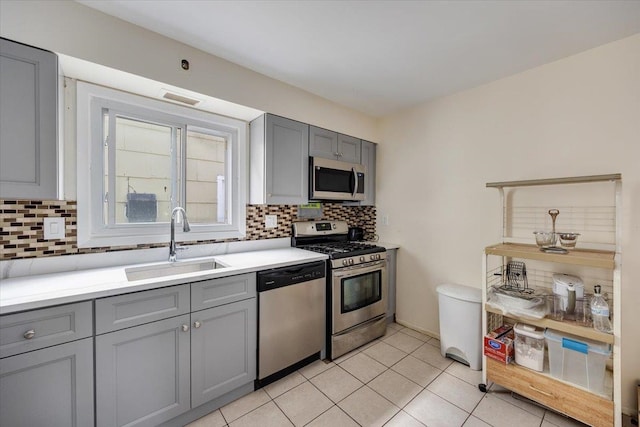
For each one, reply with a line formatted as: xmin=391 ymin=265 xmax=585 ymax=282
xmin=481 ymin=174 xmax=622 ymax=427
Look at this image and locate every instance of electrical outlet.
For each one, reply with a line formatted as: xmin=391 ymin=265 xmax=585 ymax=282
xmin=265 ymin=214 xmax=278 ymax=229
xmin=44 ymin=217 xmax=65 ymax=239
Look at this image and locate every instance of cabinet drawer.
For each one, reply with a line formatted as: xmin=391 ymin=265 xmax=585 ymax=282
xmin=0 ymin=301 xmax=93 ymax=358
xmin=96 ymin=284 xmax=190 ymax=334
xmin=191 ymin=273 xmax=256 ymax=312
xmin=486 ymin=358 xmax=613 ymax=427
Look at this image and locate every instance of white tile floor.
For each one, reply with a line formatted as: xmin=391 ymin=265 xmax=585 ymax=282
xmin=186 ymin=322 xmax=590 ymax=427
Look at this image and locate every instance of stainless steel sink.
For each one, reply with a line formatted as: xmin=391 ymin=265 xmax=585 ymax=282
xmin=125 ymin=259 xmax=227 ymax=281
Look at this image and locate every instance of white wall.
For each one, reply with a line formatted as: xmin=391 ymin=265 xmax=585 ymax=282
xmin=0 ymin=0 xmax=378 ymax=142
xmin=378 ymin=34 xmax=640 ymax=413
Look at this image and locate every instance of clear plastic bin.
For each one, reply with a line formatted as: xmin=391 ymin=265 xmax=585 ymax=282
xmin=544 ymin=329 xmax=611 ymax=395
xmin=513 ymin=323 xmax=545 ymax=371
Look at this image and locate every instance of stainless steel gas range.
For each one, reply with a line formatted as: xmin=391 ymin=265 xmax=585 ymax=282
xmin=292 ymin=221 xmax=387 ymax=360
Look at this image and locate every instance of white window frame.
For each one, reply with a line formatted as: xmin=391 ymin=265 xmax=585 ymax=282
xmin=76 ymin=81 xmax=247 ymax=248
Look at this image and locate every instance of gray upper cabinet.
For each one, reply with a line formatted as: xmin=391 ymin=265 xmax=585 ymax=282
xmin=250 ymin=114 xmax=309 ymax=205
xmin=309 ymin=126 xmax=361 ymax=163
xmin=0 ymin=337 xmax=94 ymax=427
xmin=337 ymin=134 xmax=361 ymax=163
xmin=360 ymin=141 xmax=376 ymax=206
xmin=96 ymin=314 xmax=192 ymax=427
xmin=309 ymin=126 xmax=338 ymax=159
xmin=191 ymin=298 xmax=256 ymax=407
xmin=0 ymin=38 xmax=58 ymax=199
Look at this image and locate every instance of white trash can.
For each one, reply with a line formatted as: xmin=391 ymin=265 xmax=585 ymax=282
xmin=436 ymin=283 xmax=482 ymax=370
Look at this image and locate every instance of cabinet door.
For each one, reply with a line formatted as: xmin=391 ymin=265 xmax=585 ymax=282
xmin=0 ymin=337 xmax=94 ymax=427
xmin=360 ymin=141 xmax=376 ymax=206
xmin=191 ymin=298 xmax=256 ymax=408
xmin=265 ymin=114 xmax=309 ymax=204
xmin=337 ymin=134 xmax=362 ymax=163
xmin=96 ymin=315 xmax=191 ymax=427
xmin=309 ymin=126 xmax=338 ymax=159
xmin=0 ymin=38 xmax=57 ymax=199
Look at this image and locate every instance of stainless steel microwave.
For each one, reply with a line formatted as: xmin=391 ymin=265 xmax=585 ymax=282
xmin=309 ymin=157 xmax=366 ymax=201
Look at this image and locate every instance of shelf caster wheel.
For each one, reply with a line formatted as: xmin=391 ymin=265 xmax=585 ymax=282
xmin=478 ymin=383 xmax=488 ymax=393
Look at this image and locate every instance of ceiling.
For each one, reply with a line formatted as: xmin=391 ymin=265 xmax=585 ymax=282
xmin=78 ymin=1 xmax=640 ymax=117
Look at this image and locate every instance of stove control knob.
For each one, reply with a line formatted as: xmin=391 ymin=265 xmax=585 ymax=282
xmin=360 ymin=256 xmax=365 ymax=262
xmin=349 ymin=259 xmax=354 ymax=265
xmin=370 ymin=255 xmax=376 ymax=261
xmin=342 ymin=260 xmax=348 ymax=266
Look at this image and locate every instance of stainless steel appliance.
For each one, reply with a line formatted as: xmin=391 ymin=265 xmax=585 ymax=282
xmin=292 ymin=221 xmax=387 ymax=360
xmin=309 ymin=157 xmax=366 ymax=201
xmin=256 ymin=261 xmax=326 ymax=387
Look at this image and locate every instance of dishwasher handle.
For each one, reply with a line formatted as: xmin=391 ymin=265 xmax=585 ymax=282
xmin=257 ymin=260 xmax=326 ymax=292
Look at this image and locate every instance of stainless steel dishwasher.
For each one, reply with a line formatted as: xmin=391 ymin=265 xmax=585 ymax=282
xmin=256 ymin=261 xmax=326 ymax=387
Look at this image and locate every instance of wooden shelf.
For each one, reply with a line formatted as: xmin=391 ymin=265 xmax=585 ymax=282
xmin=485 ymin=305 xmax=614 ymax=344
xmin=486 ymin=358 xmax=613 ymax=427
xmin=485 ymin=243 xmax=615 ymax=269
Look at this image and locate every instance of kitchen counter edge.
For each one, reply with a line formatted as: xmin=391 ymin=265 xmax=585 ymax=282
xmin=0 ymin=248 xmax=328 ymax=315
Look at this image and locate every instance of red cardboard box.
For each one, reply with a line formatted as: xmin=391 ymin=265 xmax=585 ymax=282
xmin=484 ymin=325 xmax=515 ymax=364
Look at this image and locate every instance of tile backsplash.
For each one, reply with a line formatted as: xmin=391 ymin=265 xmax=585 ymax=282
xmin=1 ymin=200 xmax=376 ymax=260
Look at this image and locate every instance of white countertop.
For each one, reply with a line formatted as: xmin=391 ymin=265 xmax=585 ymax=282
xmin=0 ymin=248 xmax=327 ymax=315
xmin=368 ymin=241 xmax=400 ymax=250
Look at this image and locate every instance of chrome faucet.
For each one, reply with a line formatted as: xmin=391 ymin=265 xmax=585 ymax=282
xmin=169 ymin=206 xmax=191 ymax=262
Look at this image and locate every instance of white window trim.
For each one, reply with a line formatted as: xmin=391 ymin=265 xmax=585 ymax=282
xmin=76 ymin=81 xmax=247 ymax=248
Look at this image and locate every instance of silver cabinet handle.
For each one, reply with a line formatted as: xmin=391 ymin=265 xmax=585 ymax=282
xmin=181 ymin=324 xmax=189 ymax=332
xmin=23 ymin=330 xmax=35 ymax=340
xmin=193 ymin=321 xmax=201 ymax=329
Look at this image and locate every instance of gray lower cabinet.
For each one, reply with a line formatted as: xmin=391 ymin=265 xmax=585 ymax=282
xmin=96 ymin=314 xmax=191 ymax=427
xmin=191 ymin=298 xmax=257 ymax=407
xmin=250 ymin=114 xmax=309 ymax=205
xmin=0 ymin=38 xmax=58 ymax=199
xmin=0 ymin=337 xmax=94 ymax=427
xmin=95 ymin=276 xmax=257 ymax=427
xmin=386 ymin=248 xmax=397 ymax=323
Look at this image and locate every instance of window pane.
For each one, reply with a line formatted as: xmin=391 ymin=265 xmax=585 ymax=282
xmin=113 ymin=116 xmax=173 ymax=224
xmin=185 ymin=129 xmax=227 ymax=224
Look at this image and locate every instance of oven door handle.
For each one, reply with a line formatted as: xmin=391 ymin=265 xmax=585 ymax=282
xmin=333 ymin=260 xmax=386 ymax=277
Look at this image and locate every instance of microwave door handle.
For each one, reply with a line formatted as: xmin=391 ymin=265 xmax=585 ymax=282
xmin=351 ymin=167 xmax=358 ymax=198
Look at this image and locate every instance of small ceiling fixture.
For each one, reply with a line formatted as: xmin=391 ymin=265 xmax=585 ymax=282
xmin=181 ymin=59 xmax=189 ymax=70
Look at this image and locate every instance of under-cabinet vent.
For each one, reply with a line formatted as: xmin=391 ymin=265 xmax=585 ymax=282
xmin=161 ymin=90 xmax=201 ymax=106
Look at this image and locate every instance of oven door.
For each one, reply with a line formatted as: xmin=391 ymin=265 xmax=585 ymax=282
xmin=332 ymin=260 xmax=387 ymax=334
